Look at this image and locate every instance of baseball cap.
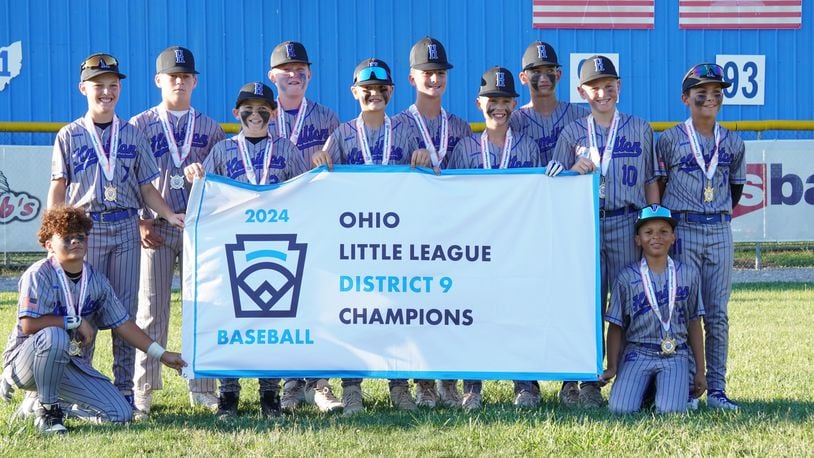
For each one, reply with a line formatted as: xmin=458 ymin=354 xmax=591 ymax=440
xmin=682 ymin=63 xmax=732 ymax=92
xmin=80 ymin=53 xmax=126 ymax=81
xmin=522 ymin=41 xmax=559 ymax=71
xmin=156 ymin=46 xmax=198 ymax=74
xmin=410 ymin=36 xmax=453 ymax=71
xmin=234 ymin=82 xmax=277 ymax=109
xmin=635 ymin=204 xmax=678 ymax=231
xmin=270 ymin=41 xmax=311 ymax=68
xmin=478 ymin=66 xmax=519 ymax=98
xmin=579 ymin=55 xmax=618 ymax=85
xmin=353 ymin=58 xmax=393 ymax=86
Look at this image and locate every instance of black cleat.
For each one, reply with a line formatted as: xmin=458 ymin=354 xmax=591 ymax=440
xmin=216 ymin=392 xmax=239 ymax=420
xmin=259 ymin=390 xmax=282 ymax=418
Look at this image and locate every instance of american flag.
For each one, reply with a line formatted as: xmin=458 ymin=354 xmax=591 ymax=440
xmin=532 ymin=0 xmax=655 ymax=29
xmin=679 ymin=0 xmax=802 ymax=29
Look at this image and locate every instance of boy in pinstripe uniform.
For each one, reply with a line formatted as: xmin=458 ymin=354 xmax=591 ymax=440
xmin=0 ymin=206 xmax=185 ymax=434
xmin=654 ymin=63 xmax=745 ymax=410
xmin=47 ymin=53 xmax=184 ymax=411
xmin=600 ymin=205 xmax=706 ymax=414
xmin=551 ymin=55 xmax=659 ymax=408
xmin=266 ymin=41 xmax=343 ymax=414
xmin=130 ymin=46 xmax=225 ymax=416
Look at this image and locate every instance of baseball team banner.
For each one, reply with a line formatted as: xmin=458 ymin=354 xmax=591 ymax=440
xmin=181 ymin=167 xmax=602 ymax=381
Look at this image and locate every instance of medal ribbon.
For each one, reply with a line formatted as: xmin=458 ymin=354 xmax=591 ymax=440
xmin=683 ymin=118 xmax=720 ymax=182
xmin=639 ymin=257 xmax=677 ymax=336
xmin=82 ymin=113 xmax=120 ymax=182
xmin=480 ymin=128 xmax=513 ymax=169
xmin=277 ymin=97 xmax=308 ymax=146
xmin=408 ymin=104 xmax=448 ymax=167
xmin=586 ymin=111 xmax=620 ymax=177
xmin=49 ymin=256 xmax=89 ymax=318
xmin=234 ymin=133 xmax=274 ymax=185
xmin=158 ymin=106 xmax=196 ymax=169
xmin=356 ymin=115 xmax=392 ymax=165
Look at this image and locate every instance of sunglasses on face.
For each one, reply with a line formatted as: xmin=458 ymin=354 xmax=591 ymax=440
xmin=688 ymin=63 xmax=724 ymax=80
xmin=356 ymin=67 xmax=389 ymax=83
xmin=81 ymin=54 xmax=119 ymax=71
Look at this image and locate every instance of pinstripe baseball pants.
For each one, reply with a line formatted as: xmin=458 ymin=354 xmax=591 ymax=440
xmin=5 ymin=327 xmax=132 ymax=422
xmin=135 ymin=219 xmax=216 ymax=394
xmin=608 ymin=345 xmax=689 ymax=414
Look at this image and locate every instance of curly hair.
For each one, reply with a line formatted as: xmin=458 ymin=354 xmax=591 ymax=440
xmin=37 ymin=205 xmax=93 ymax=248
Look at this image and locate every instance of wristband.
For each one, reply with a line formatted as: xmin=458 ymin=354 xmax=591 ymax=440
xmin=64 ymin=316 xmax=82 ymax=330
xmin=146 ymin=342 xmax=166 ymax=360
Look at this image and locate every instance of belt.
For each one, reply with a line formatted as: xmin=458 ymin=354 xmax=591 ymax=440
xmin=674 ymin=212 xmax=732 ymax=224
xmin=599 ymin=205 xmax=638 ymax=219
xmin=89 ymin=208 xmax=137 ymax=223
xmin=637 ymin=342 xmax=689 ymax=353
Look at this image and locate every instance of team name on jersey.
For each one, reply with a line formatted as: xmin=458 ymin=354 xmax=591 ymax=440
xmin=536 ymin=126 xmax=564 ymax=154
xmin=149 ymin=132 xmax=210 ymax=157
xmin=72 ymin=143 xmax=138 ymax=173
xmin=346 ymin=144 xmax=406 ymax=164
xmin=224 ymin=155 xmax=288 ymax=181
xmin=610 ymin=135 xmax=643 ymax=156
xmin=677 ymin=148 xmax=736 ymax=172
xmin=297 ymin=125 xmax=331 ymax=150
xmin=630 ymin=285 xmax=690 ymax=320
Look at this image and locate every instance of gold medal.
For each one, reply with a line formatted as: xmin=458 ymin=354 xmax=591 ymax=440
xmin=660 ymin=335 xmax=677 ymax=356
xmin=104 ymin=183 xmax=117 ymax=202
xmin=703 ymin=185 xmax=714 ymax=203
xmin=170 ymin=174 xmax=185 ymax=190
xmin=68 ymin=339 xmax=82 ymax=357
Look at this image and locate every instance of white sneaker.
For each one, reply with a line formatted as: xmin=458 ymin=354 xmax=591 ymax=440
xmin=687 ymin=397 xmax=699 ymax=411
xmin=707 ymin=391 xmax=739 ymax=411
xmin=189 ymin=391 xmax=219 ymax=411
xmin=281 ymin=380 xmax=305 ymax=412
xmin=310 ymin=380 xmax=343 ymax=413
xmin=134 ymin=390 xmax=152 ymax=414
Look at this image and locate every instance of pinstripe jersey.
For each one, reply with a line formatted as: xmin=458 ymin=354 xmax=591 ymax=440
xmin=203 ymin=135 xmax=307 ymax=184
xmin=51 ymin=115 xmax=159 ymax=212
xmin=323 ymin=116 xmax=419 ymax=165
xmin=655 ymin=123 xmax=746 ymax=213
xmin=553 ymin=112 xmax=656 ymax=210
xmin=446 ymin=131 xmax=541 ymax=169
xmin=130 ymin=107 xmax=225 ymax=215
xmin=509 ymin=101 xmax=590 ymax=163
xmin=269 ymin=101 xmax=340 ymax=167
xmin=3 ymin=258 xmax=129 ymax=364
xmin=392 ymin=110 xmax=472 ymax=169
xmin=606 ymin=259 xmax=704 ymax=354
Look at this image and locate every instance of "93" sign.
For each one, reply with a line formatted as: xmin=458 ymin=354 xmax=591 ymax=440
xmin=715 ymin=55 xmax=765 ymax=106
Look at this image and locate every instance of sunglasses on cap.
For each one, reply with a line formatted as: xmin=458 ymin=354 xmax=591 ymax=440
xmin=81 ymin=54 xmax=119 ymax=71
xmin=688 ymin=63 xmax=723 ymax=80
xmin=356 ymin=66 xmax=389 ymax=83
xmin=638 ymin=204 xmax=673 ymax=221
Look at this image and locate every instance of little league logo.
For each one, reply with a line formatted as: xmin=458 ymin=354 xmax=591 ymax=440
xmin=225 ymin=234 xmax=307 ymax=318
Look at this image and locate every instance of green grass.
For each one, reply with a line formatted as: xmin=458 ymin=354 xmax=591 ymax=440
xmin=1 ymin=283 xmax=813 ymax=456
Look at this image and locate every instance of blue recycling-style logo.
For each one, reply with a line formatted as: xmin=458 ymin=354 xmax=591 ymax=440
xmin=224 ymin=234 xmax=308 ymax=318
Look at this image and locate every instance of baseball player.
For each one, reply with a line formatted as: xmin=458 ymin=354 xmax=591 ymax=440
xmin=599 ymin=204 xmax=706 ymax=414
xmin=389 ymin=36 xmax=471 ymax=409
xmin=654 ymin=63 xmax=745 ymax=410
xmin=184 ymin=82 xmax=306 ymax=420
xmin=47 ymin=53 xmax=184 ymax=411
xmin=266 ymin=40 xmax=342 ymax=414
xmin=311 ymin=58 xmax=431 ymax=415
xmin=445 ymin=66 xmax=540 ymax=411
xmin=551 ymin=55 xmax=659 ymax=408
xmin=0 ymin=206 xmax=185 ymax=434
xmin=129 ymin=46 xmax=225 ymax=417
xmin=511 ymin=41 xmax=589 ymax=165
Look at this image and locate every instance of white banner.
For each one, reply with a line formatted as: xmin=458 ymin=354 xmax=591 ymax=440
xmin=1 ymin=146 xmax=48 ymax=252
xmin=181 ymin=166 xmax=602 ymax=381
xmin=732 ymin=140 xmax=814 ymax=242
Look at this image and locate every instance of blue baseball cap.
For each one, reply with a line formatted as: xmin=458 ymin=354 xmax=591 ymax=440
xmin=635 ymin=204 xmax=678 ymax=231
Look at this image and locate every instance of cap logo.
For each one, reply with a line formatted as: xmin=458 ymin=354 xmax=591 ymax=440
xmin=428 ymin=44 xmax=438 ymax=60
xmin=174 ymin=49 xmax=186 ymax=64
xmin=495 ymin=71 xmax=506 ymax=88
xmin=537 ymin=45 xmax=547 ymax=59
xmin=253 ymin=83 xmax=264 ymax=95
xmin=99 ymin=58 xmax=110 ymax=69
xmin=369 ymin=61 xmax=379 ymax=67
xmin=286 ymin=43 xmax=296 ymax=59
xmin=593 ymin=57 xmax=605 ymax=73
